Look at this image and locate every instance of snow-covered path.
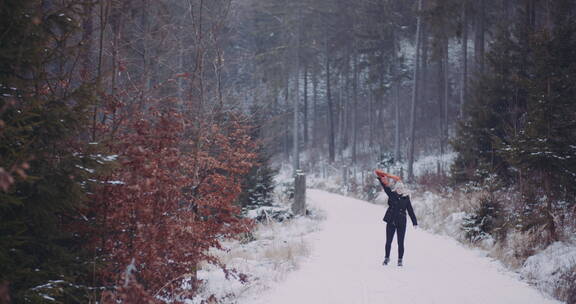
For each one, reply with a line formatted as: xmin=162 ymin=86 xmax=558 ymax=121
xmin=246 ymin=189 xmax=560 ymax=304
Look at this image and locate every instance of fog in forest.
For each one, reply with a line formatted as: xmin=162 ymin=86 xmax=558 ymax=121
xmin=1 ymin=0 xmax=575 ymax=303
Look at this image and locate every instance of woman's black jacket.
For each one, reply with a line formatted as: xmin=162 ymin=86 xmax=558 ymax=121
xmin=379 ymin=179 xmax=418 ymax=228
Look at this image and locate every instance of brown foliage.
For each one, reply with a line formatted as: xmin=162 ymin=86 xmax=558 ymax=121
xmin=90 ymin=102 xmax=256 ymax=301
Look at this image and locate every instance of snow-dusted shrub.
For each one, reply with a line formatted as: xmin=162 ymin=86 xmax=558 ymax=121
xmin=520 ymin=241 xmax=576 ymax=303
xmin=245 ymin=205 xmax=293 ymax=223
xmin=361 ymin=175 xmax=381 ymax=202
xmin=279 ymin=180 xmax=294 ymax=199
xmin=462 ymin=195 xmax=505 ymax=243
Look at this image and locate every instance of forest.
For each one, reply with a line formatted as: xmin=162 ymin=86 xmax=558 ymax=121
xmin=1 ymin=0 xmax=575 ymax=303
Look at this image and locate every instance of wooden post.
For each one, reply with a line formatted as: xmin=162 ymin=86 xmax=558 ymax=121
xmin=293 ymin=170 xmax=306 ymax=216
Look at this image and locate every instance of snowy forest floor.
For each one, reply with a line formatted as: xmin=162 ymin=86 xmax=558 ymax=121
xmin=197 ymin=189 xmax=561 ymax=304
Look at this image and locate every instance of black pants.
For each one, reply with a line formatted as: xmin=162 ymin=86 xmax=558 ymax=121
xmin=385 ymin=223 xmax=406 ymax=259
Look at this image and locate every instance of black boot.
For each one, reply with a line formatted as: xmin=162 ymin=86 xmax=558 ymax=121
xmin=383 ymin=257 xmax=390 ymax=265
xmin=398 ymin=259 xmax=403 ymax=267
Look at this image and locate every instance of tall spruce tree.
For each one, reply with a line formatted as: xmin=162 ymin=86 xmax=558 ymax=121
xmin=0 ymin=1 xmax=98 ymax=302
xmin=452 ymin=1 xmax=576 ymax=242
xmin=501 ymin=21 xmax=576 ymax=241
xmin=451 ymin=20 xmax=525 ymax=183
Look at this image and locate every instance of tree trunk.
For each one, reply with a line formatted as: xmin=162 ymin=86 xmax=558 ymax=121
xmin=474 ymin=0 xmax=485 ymax=74
xmin=141 ymin=0 xmax=151 ymax=107
xmin=326 ymin=42 xmax=336 ymax=163
xmin=442 ymin=37 xmax=449 ymax=158
xmin=93 ymin=0 xmax=109 ymax=141
xmin=81 ymin=2 xmax=93 ymax=82
xmin=313 ymin=68 xmax=319 ymax=149
xmin=368 ymin=83 xmax=374 ymax=149
xmin=292 ymin=172 xmax=306 ymax=216
xmin=177 ymin=7 xmax=186 ymax=104
xmin=420 ymin=18 xmax=429 ymax=153
xmin=338 ymin=74 xmax=346 ymax=159
xmin=438 ymin=49 xmax=445 ymax=158
xmin=339 ymin=73 xmax=348 ymax=157
xmin=303 ymin=62 xmax=309 ymax=149
xmin=109 ymin=3 xmax=124 ymax=139
xmin=284 ymin=84 xmax=290 ymax=162
xmin=420 ymin=22 xmax=429 ymax=95
xmin=460 ymin=0 xmax=468 ymax=118
xmin=392 ymin=33 xmax=401 ymax=162
xmin=293 ymin=6 xmax=301 ymax=175
xmin=352 ymin=45 xmax=359 ymax=165
xmin=379 ymin=57 xmax=387 ymax=156
xmin=407 ymin=0 xmax=423 ymax=182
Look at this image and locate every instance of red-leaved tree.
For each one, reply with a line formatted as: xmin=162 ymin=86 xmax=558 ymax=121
xmin=90 ymin=102 xmax=256 ymax=302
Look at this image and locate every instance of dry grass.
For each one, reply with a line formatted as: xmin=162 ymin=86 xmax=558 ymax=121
xmin=262 ymin=237 xmax=310 ymax=270
xmin=411 ymin=188 xmax=483 ymax=240
xmin=200 ymin=217 xmax=316 ymax=285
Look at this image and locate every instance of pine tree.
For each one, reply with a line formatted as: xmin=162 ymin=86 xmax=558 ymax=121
xmin=239 ymin=107 xmax=277 ymax=212
xmin=451 ymin=21 xmax=525 ymax=184
xmin=452 ymin=2 xmax=576 ymax=243
xmin=240 ymin=145 xmax=277 ymax=211
xmin=501 ymin=21 xmax=576 ymax=242
xmin=462 ymin=194 xmax=503 ymax=243
xmin=0 ymin=1 xmax=98 ymax=302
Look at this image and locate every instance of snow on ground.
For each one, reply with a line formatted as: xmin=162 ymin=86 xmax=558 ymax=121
xmin=521 ymin=241 xmax=576 ymax=300
xmin=412 ymin=189 xmax=576 ymax=301
xmin=241 ymin=189 xmax=560 ymax=304
xmin=191 ymin=210 xmax=324 ymax=303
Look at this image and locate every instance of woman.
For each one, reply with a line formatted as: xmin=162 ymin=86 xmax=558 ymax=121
xmin=375 ymin=170 xmax=418 ymax=266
